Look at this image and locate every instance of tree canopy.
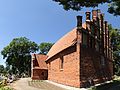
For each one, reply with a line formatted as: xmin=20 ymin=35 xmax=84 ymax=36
xmin=0 ymin=65 xmax=4 ymax=73
xmin=0 ymin=65 xmax=7 ymax=75
xmin=108 ymin=0 xmax=120 ymax=16
xmin=39 ymin=42 xmax=54 ymax=55
xmin=53 ymin=0 xmax=120 ymax=16
xmin=1 ymin=37 xmax=38 ymax=75
xmin=109 ymin=24 xmax=120 ymax=75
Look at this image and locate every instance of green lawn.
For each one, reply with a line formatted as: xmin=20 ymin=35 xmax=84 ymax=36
xmin=0 ymin=80 xmax=13 ymax=90
xmin=89 ymin=80 xmax=120 ymax=90
xmin=0 ymin=87 xmax=13 ymax=90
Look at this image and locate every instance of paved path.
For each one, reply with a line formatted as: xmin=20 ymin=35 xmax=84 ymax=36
xmin=10 ymin=78 xmax=43 ymax=90
xmin=9 ymin=78 xmax=67 ymax=90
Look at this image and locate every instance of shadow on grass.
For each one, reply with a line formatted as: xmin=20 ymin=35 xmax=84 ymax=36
xmin=91 ymin=80 xmax=120 ymax=90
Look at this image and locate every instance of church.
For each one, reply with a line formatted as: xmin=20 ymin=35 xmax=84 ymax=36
xmin=31 ymin=9 xmax=113 ymax=88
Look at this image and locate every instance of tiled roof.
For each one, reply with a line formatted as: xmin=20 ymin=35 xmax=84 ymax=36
xmin=46 ymin=23 xmax=86 ymax=61
xmin=34 ymin=54 xmax=48 ymax=69
xmin=46 ymin=27 xmax=77 ymax=61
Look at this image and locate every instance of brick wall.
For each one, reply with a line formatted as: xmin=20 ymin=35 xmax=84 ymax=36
xmin=47 ymin=45 xmax=81 ymax=87
xmin=32 ymin=69 xmax=48 ymax=80
xmin=46 ymin=44 xmax=113 ymax=88
xmin=80 ymin=47 xmax=113 ymax=87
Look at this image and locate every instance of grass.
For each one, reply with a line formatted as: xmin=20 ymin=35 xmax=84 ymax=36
xmin=0 ymin=87 xmax=13 ymax=90
xmin=89 ymin=79 xmax=120 ymax=90
xmin=0 ymin=80 xmax=13 ymax=90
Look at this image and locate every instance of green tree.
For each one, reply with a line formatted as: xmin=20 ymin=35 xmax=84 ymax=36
xmin=0 ymin=65 xmax=7 ymax=75
xmin=0 ymin=65 xmax=4 ymax=73
xmin=109 ymin=24 xmax=120 ymax=75
xmin=108 ymin=0 xmax=120 ymax=16
xmin=53 ymin=0 xmax=120 ymax=16
xmin=39 ymin=42 xmax=54 ymax=55
xmin=1 ymin=37 xmax=38 ymax=76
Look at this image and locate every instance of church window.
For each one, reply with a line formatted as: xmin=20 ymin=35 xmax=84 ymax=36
xmin=60 ymin=56 xmax=64 ymax=70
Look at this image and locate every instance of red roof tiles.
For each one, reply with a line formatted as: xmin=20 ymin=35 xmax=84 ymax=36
xmin=33 ymin=54 xmax=48 ymax=69
xmin=46 ymin=27 xmax=77 ymax=60
xmin=46 ymin=23 xmax=86 ymax=61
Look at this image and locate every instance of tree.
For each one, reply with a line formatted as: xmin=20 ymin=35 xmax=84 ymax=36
xmin=39 ymin=42 xmax=54 ymax=55
xmin=109 ymin=24 xmax=120 ymax=75
xmin=53 ymin=0 xmax=120 ymax=16
xmin=108 ymin=0 xmax=120 ymax=16
xmin=0 ymin=65 xmax=7 ymax=75
xmin=0 ymin=65 xmax=4 ymax=73
xmin=1 ymin=37 xmax=38 ymax=76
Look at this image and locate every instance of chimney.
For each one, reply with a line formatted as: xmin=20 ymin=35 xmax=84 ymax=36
xmin=97 ymin=9 xmax=101 ymax=39
xmin=86 ymin=12 xmax=91 ymax=21
xmin=92 ymin=10 xmax=98 ymax=21
xmin=108 ymin=31 xmax=110 ymax=58
xmin=85 ymin=12 xmax=91 ymax=32
xmin=32 ymin=54 xmax=35 ymax=60
xmin=100 ymin=13 xmax=104 ymax=54
xmin=95 ymin=9 xmax=101 ymax=40
xmin=97 ymin=9 xmax=101 ymax=19
xmin=77 ymin=16 xmax=82 ymax=29
xmin=105 ymin=21 xmax=108 ymax=35
xmin=105 ymin=21 xmax=109 ymax=57
xmin=97 ymin=9 xmax=101 ymax=13
xmin=100 ymin=13 xmax=104 ymax=21
xmin=109 ymin=37 xmax=111 ymax=59
xmin=100 ymin=13 xmax=104 ymax=33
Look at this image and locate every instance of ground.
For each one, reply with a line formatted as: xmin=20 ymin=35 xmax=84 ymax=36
xmin=9 ymin=78 xmax=67 ymax=90
xmin=8 ymin=77 xmax=120 ymax=90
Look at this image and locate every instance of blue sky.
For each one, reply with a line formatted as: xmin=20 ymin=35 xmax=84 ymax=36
xmin=0 ymin=0 xmax=120 ymax=66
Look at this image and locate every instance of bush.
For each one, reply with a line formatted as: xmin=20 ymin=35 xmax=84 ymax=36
xmin=0 ymin=87 xmax=13 ymax=90
xmin=0 ymin=78 xmax=13 ymax=90
xmin=0 ymin=79 xmax=7 ymax=87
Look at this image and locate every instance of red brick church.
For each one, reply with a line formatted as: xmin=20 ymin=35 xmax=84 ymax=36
xmin=31 ymin=9 xmax=113 ymax=88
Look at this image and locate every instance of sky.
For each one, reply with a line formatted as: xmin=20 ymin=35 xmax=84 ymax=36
xmin=0 ymin=0 xmax=120 ymax=66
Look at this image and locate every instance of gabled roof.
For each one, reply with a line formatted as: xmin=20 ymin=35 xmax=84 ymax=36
xmin=33 ymin=54 xmax=48 ymax=69
xmin=46 ymin=28 xmax=77 ymax=61
xmin=46 ymin=23 xmax=86 ymax=61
